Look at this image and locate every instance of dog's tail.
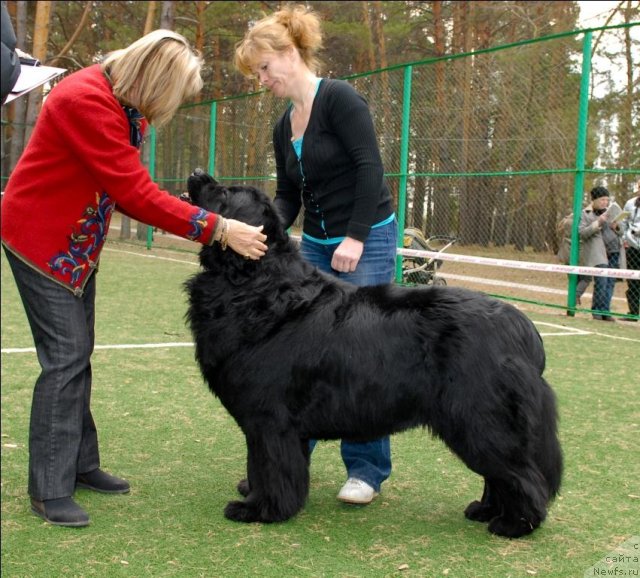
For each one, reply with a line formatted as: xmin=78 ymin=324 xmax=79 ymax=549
xmin=536 ymin=379 xmax=563 ymax=501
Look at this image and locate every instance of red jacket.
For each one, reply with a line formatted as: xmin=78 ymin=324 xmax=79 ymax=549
xmin=1 ymin=64 xmax=217 ymax=295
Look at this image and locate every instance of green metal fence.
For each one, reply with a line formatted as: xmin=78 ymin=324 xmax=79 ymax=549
xmin=151 ymin=23 xmax=638 ymax=245
xmin=148 ymin=23 xmax=639 ymax=311
xmin=4 ymin=23 xmax=637 ymax=313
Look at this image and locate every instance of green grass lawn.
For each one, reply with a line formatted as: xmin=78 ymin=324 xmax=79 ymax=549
xmin=1 ymin=242 xmax=638 ymax=577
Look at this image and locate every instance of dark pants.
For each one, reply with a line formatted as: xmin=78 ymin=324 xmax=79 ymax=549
xmin=626 ymin=246 xmax=640 ymax=316
xmin=4 ymin=249 xmax=100 ymax=500
xmin=592 ymin=252 xmax=619 ymax=318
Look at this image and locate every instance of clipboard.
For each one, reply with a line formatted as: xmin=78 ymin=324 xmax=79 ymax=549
xmin=4 ymin=59 xmax=66 ymax=104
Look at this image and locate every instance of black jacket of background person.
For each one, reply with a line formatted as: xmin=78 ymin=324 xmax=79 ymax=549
xmin=273 ymin=78 xmax=394 ymax=243
xmin=1 ymin=1 xmax=20 ymax=104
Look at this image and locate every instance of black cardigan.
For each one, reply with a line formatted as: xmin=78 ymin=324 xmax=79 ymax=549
xmin=273 ymin=78 xmax=394 ymax=242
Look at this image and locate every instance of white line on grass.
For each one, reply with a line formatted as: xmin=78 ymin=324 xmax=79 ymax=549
xmin=103 ymin=247 xmax=199 ymax=266
xmin=535 ymin=322 xmax=640 ymax=342
xmin=588 ymin=332 xmax=640 ymax=343
xmin=5 ymin=323 xmax=638 ymax=354
xmin=2 ymin=342 xmax=195 ymax=354
xmin=535 ymin=322 xmax=591 ymax=337
xmin=5 ymin=250 xmax=635 ymax=354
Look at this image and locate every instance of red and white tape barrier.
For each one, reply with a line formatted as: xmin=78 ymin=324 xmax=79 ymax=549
xmin=397 ymin=248 xmax=640 ymax=280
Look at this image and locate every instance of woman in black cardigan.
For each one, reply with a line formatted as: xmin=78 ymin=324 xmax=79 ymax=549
xmin=236 ymin=4 xmax=397 ymax=505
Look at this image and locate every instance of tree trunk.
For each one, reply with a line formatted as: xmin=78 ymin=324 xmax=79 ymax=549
xmin=144 ymin=1 xmax=157 ymax=35
xmin=361 ymin=3 xmax=376 ymax=71
xmin=24 ymin=1 xmax=52 ymax=145
xmin=7 ymin=1 xmax=28 ymax=174
xmin=619 ymin=1 xmax=635 ymax=193
xmin=160 ymin=1 xmax=175 ymax=29
xmin=458 ymin=2 xmax=474 ymax=245
xmin=430 ymin=0 xmax=452 ymax=237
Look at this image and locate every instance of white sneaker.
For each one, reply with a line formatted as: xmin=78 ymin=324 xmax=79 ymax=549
xmin=337 ymin=478 xmax=379 ymax=504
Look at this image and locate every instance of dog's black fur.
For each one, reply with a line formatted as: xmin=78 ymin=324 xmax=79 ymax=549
xmin=184 ymin=170 xmax=562 ymax=538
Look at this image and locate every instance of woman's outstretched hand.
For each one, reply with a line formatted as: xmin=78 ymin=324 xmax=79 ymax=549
xmin=226 ymin=219 xmax=268 ymax=260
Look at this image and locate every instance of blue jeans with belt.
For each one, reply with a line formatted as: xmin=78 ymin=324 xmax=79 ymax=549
xmin=4 ymin=248 xmax=100 ymax=500
xmin=300 ymin=218 xmax=397 ymax=492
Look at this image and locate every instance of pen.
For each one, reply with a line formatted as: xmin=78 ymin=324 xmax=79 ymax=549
xmin=19 ymin=56 xmax=41 ymax=67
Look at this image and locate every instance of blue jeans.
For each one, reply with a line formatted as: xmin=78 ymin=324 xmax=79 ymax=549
xmin=301 ymin=219 xmax=397 ymax=492
xmin=592 ymin=252 xmax=619 ymax=317
xmin=4 ymin=248 xmax=100 ymax=500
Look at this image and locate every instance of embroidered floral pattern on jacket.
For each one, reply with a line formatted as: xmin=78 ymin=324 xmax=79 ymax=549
xmin=187 ymin=208 xmax=209 ymax=241
xmin=48 ymin=192 xmax=114 ymax=287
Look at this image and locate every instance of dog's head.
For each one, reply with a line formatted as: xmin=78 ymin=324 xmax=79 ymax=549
xmin=184 ymin=169 xmax=290 ymax=272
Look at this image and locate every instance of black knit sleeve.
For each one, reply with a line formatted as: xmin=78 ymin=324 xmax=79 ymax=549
xmin=325 ymin=80 xmax=386 ymax=241
xmin=273 ymin=113 xmax=302 ymax=230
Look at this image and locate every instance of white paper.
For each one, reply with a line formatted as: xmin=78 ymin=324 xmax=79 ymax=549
xmin=5 ymin=64 xmax=66 ymax=104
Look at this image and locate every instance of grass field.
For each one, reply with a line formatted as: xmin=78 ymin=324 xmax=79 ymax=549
xmin=1 ymin=241 xmax=638 ymax=578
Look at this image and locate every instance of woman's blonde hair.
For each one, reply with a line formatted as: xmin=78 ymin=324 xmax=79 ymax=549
xmin=101 ymin=29 xmax=203 ymax=127
xmin=234 ymin=5 xmax=323 ymax=78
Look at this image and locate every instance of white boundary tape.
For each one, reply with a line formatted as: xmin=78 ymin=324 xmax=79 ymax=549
xmin=398 ymin=248 xmax=640 ymax=280
xmin=105 ymin=241 xmax=640 ymax=280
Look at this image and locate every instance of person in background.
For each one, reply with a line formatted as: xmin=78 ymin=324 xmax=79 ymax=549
xmin=556 ymin=211 xmax=590 ymax=305
xmin=1 ymin=29 xmax=267 ymax=527
xmin=1 ymin=0 xmax=20 ymax=104
xmin=234 ymin=5 xmax=397 ymax=505
xmin=620 ymin=184 xmax=640 ymax=321
xmin=578 ymin=186 xmax=623 ymax=321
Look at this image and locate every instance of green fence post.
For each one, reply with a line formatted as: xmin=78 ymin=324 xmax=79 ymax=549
xmin=395 ymin=65 xmax=412 ymax=283
xmin=208 ymin=101 xmax=217 ymax=176
xmin=567 ymin=31 xmax=592 ymax=315
xmin=147 ymin=125 xmax=157 ymax=250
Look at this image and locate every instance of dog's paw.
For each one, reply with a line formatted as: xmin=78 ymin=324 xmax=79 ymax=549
xmin=487 ymin=515 xmax=537 ymax=538
xmin=224 ymin=500 xmax=262 ymax=523
xmin=464 ymin=500 xmax=500 ymax=523
xmin=237 ymin=478 xmax=250 ymax=497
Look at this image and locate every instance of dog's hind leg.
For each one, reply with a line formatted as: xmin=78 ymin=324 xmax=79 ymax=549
xmin=224 ymin=431 xmax=309 ymax=523
xmin=483 ymin=474 xmax=547 ymax=538
xmin=462 ymin=464 xmax=546 ymax=538
xmin=464 ymin=480 xmax=501 ymax=523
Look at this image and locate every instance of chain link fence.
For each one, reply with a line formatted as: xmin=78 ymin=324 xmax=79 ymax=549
xmin=153 ymin=25 xmax=638 ymax=256
xmin=2 ymin=24 xmax=638 ymax=312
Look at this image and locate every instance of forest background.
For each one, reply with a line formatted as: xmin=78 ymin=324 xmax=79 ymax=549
xmin=1 ymin=1 xmax=639 ymax=256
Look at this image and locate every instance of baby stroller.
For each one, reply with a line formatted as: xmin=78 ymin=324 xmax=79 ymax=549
xmin=402 ymin=228 xmax=457 ymax=286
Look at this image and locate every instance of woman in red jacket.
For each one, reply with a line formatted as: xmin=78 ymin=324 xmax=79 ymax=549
xmin=1 ymin=29 xmax=267 ymax=527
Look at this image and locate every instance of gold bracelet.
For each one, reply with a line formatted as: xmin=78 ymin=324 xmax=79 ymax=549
xmin=219 ymin=217 xmax=228 ymax=251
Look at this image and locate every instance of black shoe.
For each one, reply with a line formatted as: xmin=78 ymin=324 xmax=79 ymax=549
xmin=31 ymin=497 xmax=90 ymax=527
xmin=76 ymin=469 xmax=130 ymax=494
xmin=600 ymin=317 xmax=616 ymax=322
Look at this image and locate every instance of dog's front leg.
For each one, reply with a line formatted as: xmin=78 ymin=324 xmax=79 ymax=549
xmin=224 ymin=430 xmax=309 ymax=523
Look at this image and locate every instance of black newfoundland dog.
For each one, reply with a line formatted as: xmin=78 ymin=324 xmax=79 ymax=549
xmin=184 ymin=170 xmax=562 ymax=538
